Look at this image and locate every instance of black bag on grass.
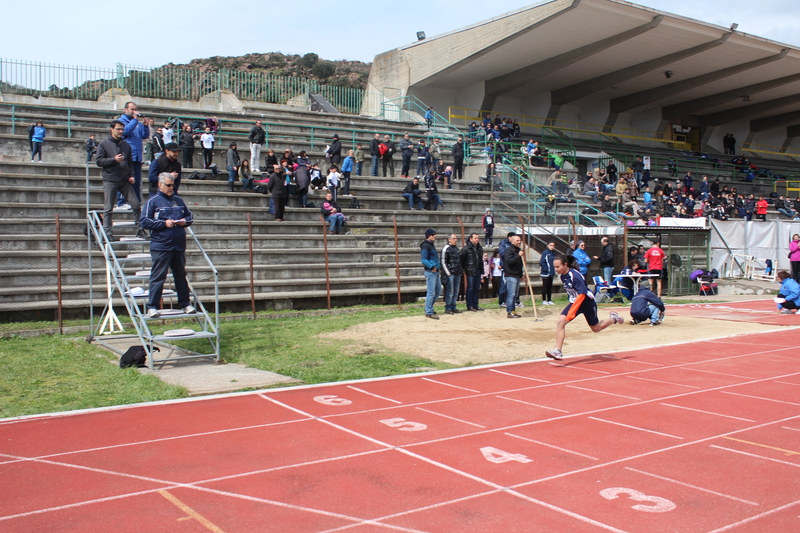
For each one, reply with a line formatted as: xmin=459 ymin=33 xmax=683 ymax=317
xmin=119 ymin=346 xmax=158 ymax=368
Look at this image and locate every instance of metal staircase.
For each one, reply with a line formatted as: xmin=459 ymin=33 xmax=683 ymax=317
xmin=85 ymin=205 xmax=220 ymax=371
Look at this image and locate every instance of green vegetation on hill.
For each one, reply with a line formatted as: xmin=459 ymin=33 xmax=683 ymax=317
xmin=171 ymin=52 xmax=371 ymax=90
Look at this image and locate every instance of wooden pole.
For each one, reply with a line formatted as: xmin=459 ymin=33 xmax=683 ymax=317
xmin=517 ymin=215 xmax=538 ymax=319
xmin=247 ymin=214 xmax=256 ymax=318
xmin=392 ymin=215 xmax=402 ymax=308
xmin=320 ymin=215 xmax=331 ymax=310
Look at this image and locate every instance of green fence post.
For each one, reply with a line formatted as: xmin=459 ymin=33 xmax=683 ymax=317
xmin=67 ymin=109 xmax=71 ymax=138
xmin=116 ymin=63 xmax=124 ymax=89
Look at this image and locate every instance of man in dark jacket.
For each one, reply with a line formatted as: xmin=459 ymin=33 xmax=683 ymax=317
xmin=248 ymin=120 xmax=266 ymax=171
xmin=178 ymin=125 xmax=197 ymax=168
xmin=141 ymin=173 xmax=194 ymax=318
xmin=148 ymin=142 xmax=182 ymax=196
xmin=452 ymin=135 xmax=465 ymax=181
xmin=629 ymin=280 xmax=665 ymax=325
xmin=399 ymin=133 xmax=414 ymax=178
xmin=266 ymin=166 xmax=287 ymax=221
xmin=381 ymin=135 xmax=395 ymax=177
xmin=326 ymin=134 xmax=342 ymax=168
xmin=401 ymin=177 xmax=423 ymax=210
xmin=370 ymin=133 xmax=381 ymax=177
xmin=440 ymin=234 xmax=463 ymax=315
xmin=420 ymin=229 xmax=441 ymax=319
xmin=593 ymin=237 xmax=615 ymax=283
xmin=460 ymin=233 xmax=485 ymax=312
xmin=96 ymin=120 xmax=142 ymax=240
xmin=502 ymin=234 xmax=524 ymax=318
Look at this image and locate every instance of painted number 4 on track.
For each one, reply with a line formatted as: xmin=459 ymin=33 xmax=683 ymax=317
xmin=599 ymin=488 xmax=676 ymax=513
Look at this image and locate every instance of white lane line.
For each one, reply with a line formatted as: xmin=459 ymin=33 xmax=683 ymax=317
xmin=346 ymin=386 xmax=403 ymax=404
xmin=774 ymin=381 xmax=800 ymax=387
xmin=414 ymin=407 xmax=486 ymax=428
xmin=705 ymin=499 xmax=800 ymax=533
xmin=421 ymin=377 xmax=480 ymax=393
xmin=626 ymin=375 xmax=700 ymax=389
xmin=510 ymin=414 xmax=800 ymax=490
xmin=782 ymin=426 xmax=800 ymax=433
xmin=720 ymin=391 xmax=800 ymax=406
xmin=588 ymin=417 xmax=684 ymax=440
xmin=489 ymin=369 xmax=550 ymax=383
xmin=681 ymin=368 xmax=756 ymax=380
xmin=0 ymin=487 xmax=179 ymax=523
xmin=567 ymin=386 xmax=640 ymax=401
xmin=624 ymin=467 xmax=759 ymax=506
xmin=495 ymin=395 xmax=570 ymax=413
xmin=710 ymin=445 xmax=800 ymax=469
xmin=599 ymin=355 xmax=664 ymax=366
xmin=548 ymin=363 xmax=610 ymax=374
xmin=505 ymin=432 xmax=599 ymax=460
xmin=659 ymin=403 xmax=756 ymax=422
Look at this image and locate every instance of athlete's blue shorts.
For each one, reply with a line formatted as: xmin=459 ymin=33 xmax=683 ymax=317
xmin=561 ymin=298 xmax=599 ymax=326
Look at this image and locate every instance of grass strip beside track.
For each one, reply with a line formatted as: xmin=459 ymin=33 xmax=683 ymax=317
xmin=0 ymin=307 xmax=454 ymax=419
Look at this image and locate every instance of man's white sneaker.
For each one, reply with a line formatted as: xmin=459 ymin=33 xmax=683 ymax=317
xmin=182 ymin=305 xmax=196 ymax=314
xmin=146 ymin=308 xmax=160 ymax=318
xmin=609 ymin=311 xmax=623 ymax=324
xmin=545 ymin=349 xmax=564 ymax=361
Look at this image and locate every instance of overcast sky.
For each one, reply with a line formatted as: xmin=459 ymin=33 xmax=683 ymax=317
xmin=2 ymin=0 xmax=799 ymax=68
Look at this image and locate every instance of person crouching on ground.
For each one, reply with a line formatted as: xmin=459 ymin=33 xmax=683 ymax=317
xmin=629 ymin=279 xmax=665 ymax=325
xmin=546 ymin=254 xmax=623 ymax=360
xmin=776 ymin=271 xmax=800 ymax=314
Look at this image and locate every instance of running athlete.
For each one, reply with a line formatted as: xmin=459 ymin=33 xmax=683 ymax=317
xmin=546 ymin=254 xmax=623 ymax=360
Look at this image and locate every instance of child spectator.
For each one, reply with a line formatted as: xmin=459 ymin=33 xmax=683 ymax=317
xmin=84 ymin=134 xmax=97 ymax=163
xmin=326 ymin=165 xmax=341 ymax=202
xmin=354 ymin=143 xmax=365 ymax=176
xmin=31 ymin=121 xmax=46 ymax=162
xmin=482 ymin=208 xmax=495 ymax=246
xmin=341 ymin=150 xmax=354 ymax=195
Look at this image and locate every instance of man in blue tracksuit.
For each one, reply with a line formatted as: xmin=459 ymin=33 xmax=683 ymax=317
xmin=629 ymin=280 xmax=666 ymax=325
xmin=141 ymin=173 xmax=194 ymax=318
xmin=119 ymin=101 xmax=150 ymax=202
xmin=420 ymin=228 xmax=441 ymax=319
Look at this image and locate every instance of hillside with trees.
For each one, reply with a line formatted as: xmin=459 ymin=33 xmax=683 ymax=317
xmin=169 ymin=52 xmax=372 ymax=90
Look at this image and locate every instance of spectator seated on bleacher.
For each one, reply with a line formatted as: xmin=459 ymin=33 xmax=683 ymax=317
xmin=401 ymin=177 xmax=424 ymax=210
xmin=582 ymin=178 xmax=599 ymax=203
xmin=776 ymin=195 xmax=798 ymax=219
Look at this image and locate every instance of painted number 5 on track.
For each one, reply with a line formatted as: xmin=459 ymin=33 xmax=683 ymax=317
xmin=599 ymin=487 xmax=676 ymax=513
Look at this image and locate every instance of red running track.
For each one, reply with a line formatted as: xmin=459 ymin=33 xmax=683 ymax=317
xmin=1 ymin=301 xmax=800 ymax=532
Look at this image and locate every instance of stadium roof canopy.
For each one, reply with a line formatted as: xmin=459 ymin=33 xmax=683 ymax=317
xmin=366 ymin=0 xmax=800 ymax=150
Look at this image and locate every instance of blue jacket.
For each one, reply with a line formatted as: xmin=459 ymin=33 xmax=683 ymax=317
xmin=420 ymin=239 xmax=441 ymax=271
xmin=341 ymin=156 xmax=354 ymax=173
xmin=540 ymin=248 xmax=556 ymax=277
xmin=630 ymin=287 xmax=665 ymax=320
xmin=119 ymin=114 xmax=150 ymax=162
xmin=780 ymin=278 xmax=800 ymax=307
xmin=140 ymin=191 xmax=193 ymax=251
xmin=573 ymin=248 xmax=592 ymax=275
xmin=32 ymin=126 xmax=46 ymax=143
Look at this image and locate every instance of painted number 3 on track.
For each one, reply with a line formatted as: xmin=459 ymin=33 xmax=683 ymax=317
xmin=599 ymin=488 xmax=676 ymax=513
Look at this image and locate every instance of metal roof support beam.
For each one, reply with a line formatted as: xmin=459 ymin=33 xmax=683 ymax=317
xmin=662 ymin=65 xmax=798 ymax=120
xmin=751 ymin=110 xmax=800 ymax=132
xmin=551 ymin=33 xmax=731 ymax=107
xmin=702 ymin=93 xmax=800 ymax=127
xmin=785 ymin=124 xmax=800 ymax=138
xmin=611 ymin=49 xmax=789 ymax=117
xmin=484 ymin=16 xmax=663 ymax=103
xmin=423 ymin=0 xmax=582 ymax=88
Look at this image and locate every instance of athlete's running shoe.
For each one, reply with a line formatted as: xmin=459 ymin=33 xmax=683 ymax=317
xmin=610 ymin=311 xmax=623 ymax=324
xmin=546 ymin=349 xmax=563 ymax=360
